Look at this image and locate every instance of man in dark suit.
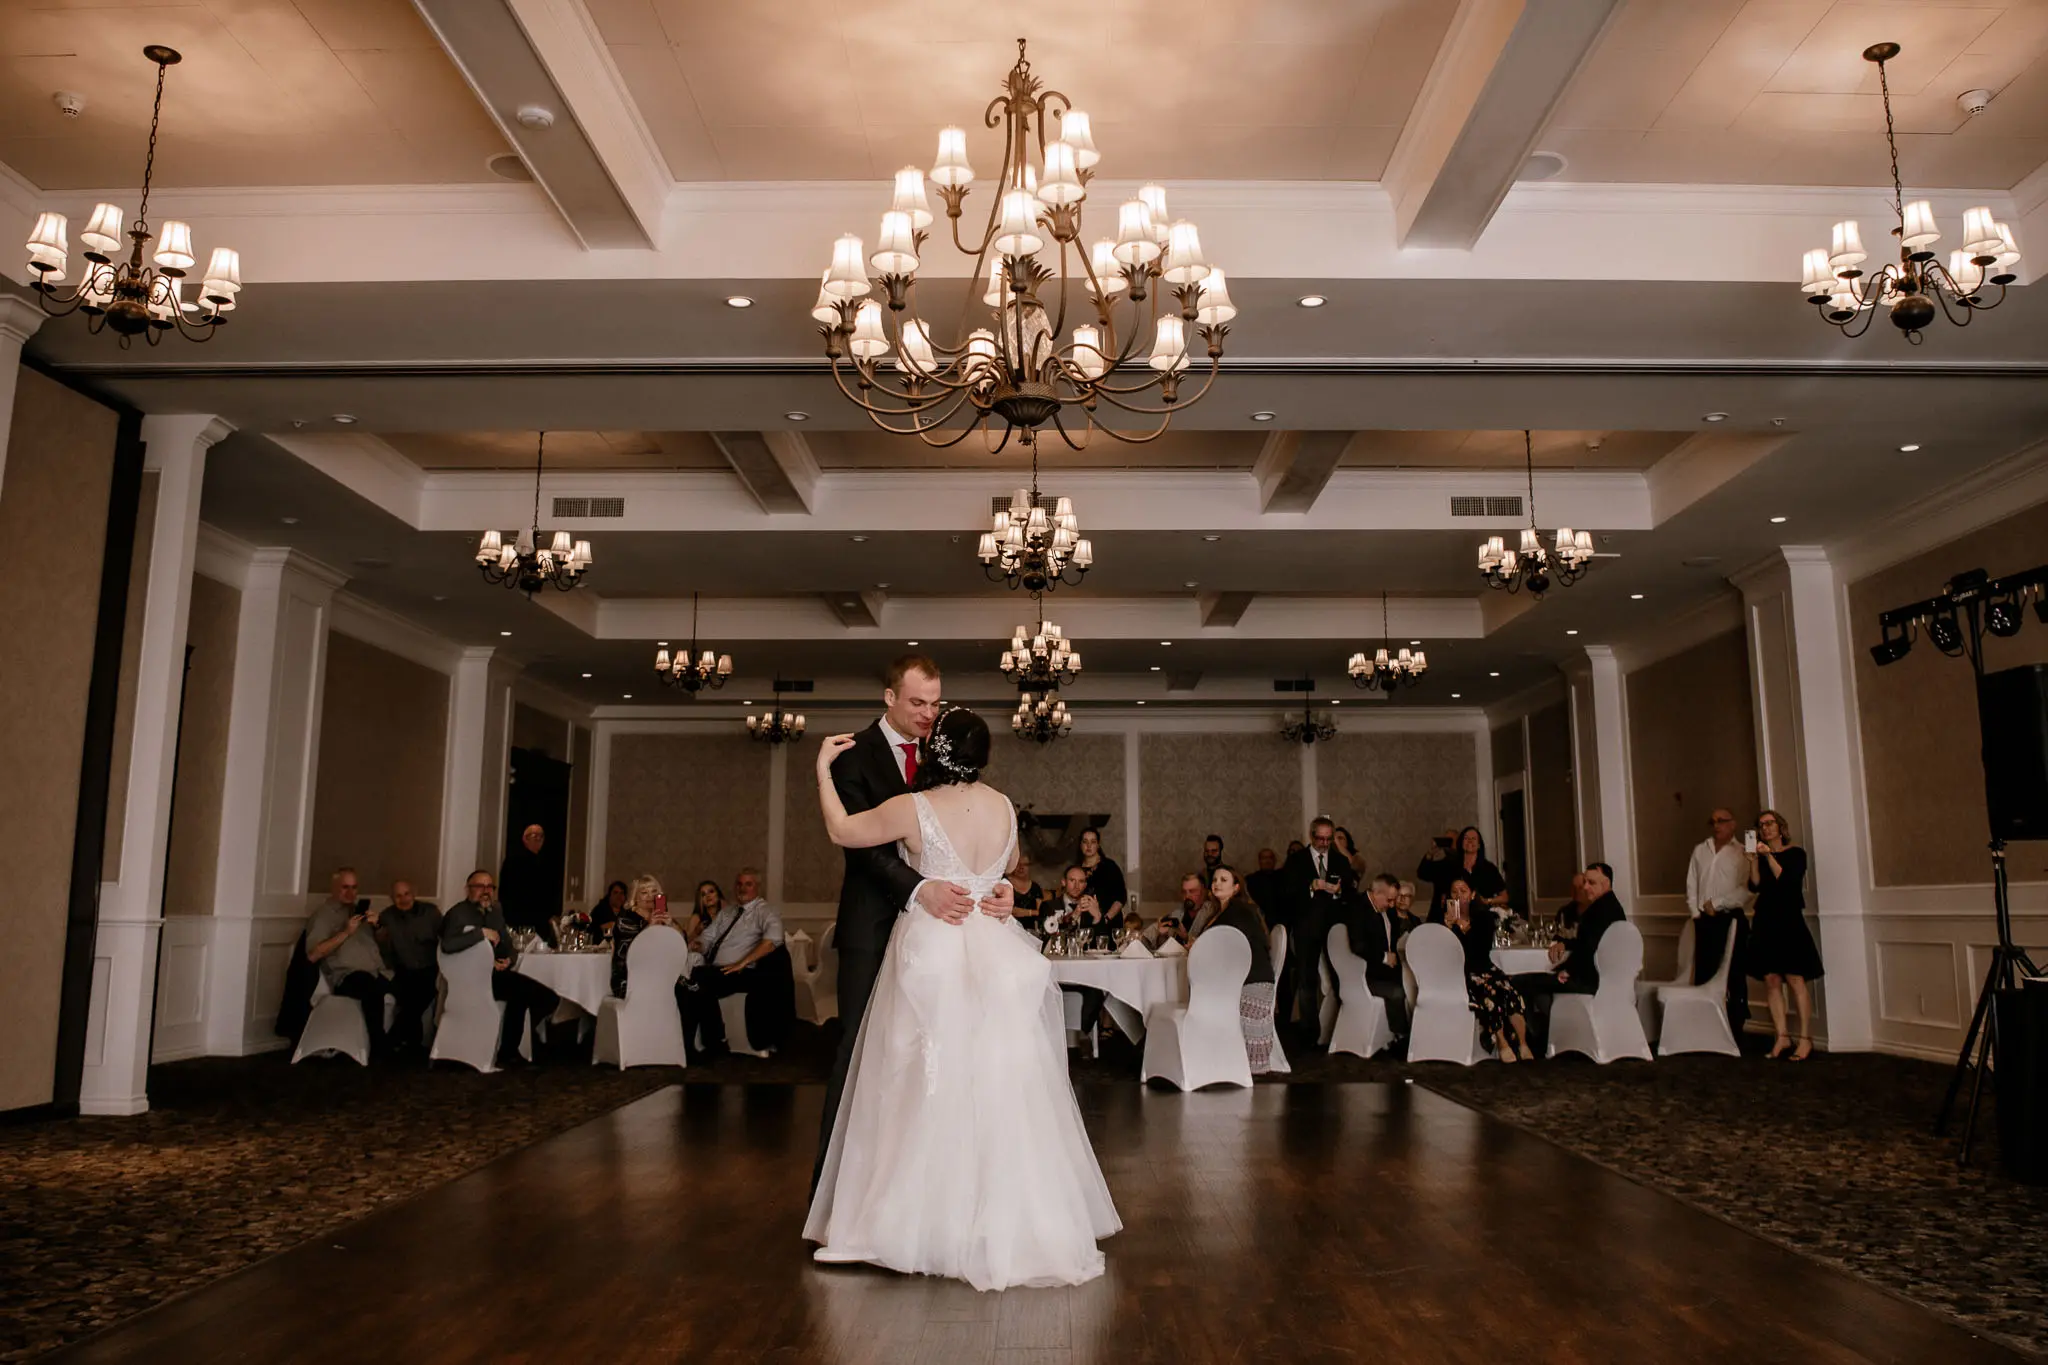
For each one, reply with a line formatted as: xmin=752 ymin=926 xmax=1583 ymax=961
xmin=1245 ymin=847 xmax=1285 ymax=927
xmin=1281 ymin=816 xmax=1356 ymax=1032
xmin=1340 ymin=872 xmax=1410 ymax=1037
xmin=1513 ymin=861 xmax=1627 ymax=1055
xmin=812 ymin=656 xmax=1008 ymax=1192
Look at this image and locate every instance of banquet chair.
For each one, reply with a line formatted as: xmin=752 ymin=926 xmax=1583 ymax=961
xmin=431 ymin=941 xmax=528 ymax=1073
xmin=1317 ymin=954 xmax=1339 ymax=1046
xmin=1548 ymin=922 xmax=1653 ymax=1063
xmin=595 ymin=925 xmax=690 ymax=1069
xmin=1141 ymin=925 xmax=1253 ymax=1090
xmin=1635 ymin=919 xmax=1697 ymax=1042
xmin=1403 ymin=924 xmax=1487 ymax=1065
xmin=290 ymin=977 xmax=392 ymax=1066
xmin=1324 ymin=925 xmax=1394 ymax=1060
xmin=1653 ymin=919 xmax=1741 ymax=1056
xmin=788 ymin=930 xmax=822 ymax=1023
xmin=717 ymin=993 xmax=772 ymax=1058
xmin=1262 ymin=924 xmax=1292 ymax=1073
xmin=808 ymin=922 xmax=840 ymax=1024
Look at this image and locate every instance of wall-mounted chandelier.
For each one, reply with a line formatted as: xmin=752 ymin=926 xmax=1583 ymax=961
xmin=1277 ymin=679 xmax=1337 ymax=746
xmin=25 ymin=47 xmax=242 ymax=346
xmin=1013 ymin=688 xmax=1072 ymax=743
xmin=979 ymin=443 xmax=1093 ymax=591
xmin=476 ymin=432 xmax=592 ymax=596
xmin=1801 ymin=43 xmax=2021 ymax=343
xmin=746 ymin=681 xmax=811 ymax=744
xmin=1000 ymin=595 xmax=1083 ymax=686
xmin=812 ymin=39 xmax=1233 ymax=452
xmin=1478 ymin=432 xmax=1592 ymax=598
xmin=1350 ymin=593 xmax=1428 ymax=693
xmin=655 ymin=593 xmax=732 ymax=693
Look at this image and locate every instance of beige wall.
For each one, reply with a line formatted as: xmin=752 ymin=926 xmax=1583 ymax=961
xmin=1850 ymin=499 xmax=2048 ymax=886
xmin=308 ymin=632 xmax=450 ymax=897
xmin=1319 ymin=731 xmax=1483 ymax=881
xmin=1627 ymin=630 xmax=1759 ymax=897
xmin=1138 ymin=733 xmax=1302 ymax=905
xmin=512 ymin=701 xmax=566 ymax=757
xmin=100 ymin=473 xmax=158 ymax=878
xmin=605 ymin=733 xmax=771 ymax=901
xmin=1489 ymin=720 xmax=1522 ymax=778
xmin=0 ymin=367 xmax=119 ymax=1111
xmin=1526 ymin=701 xmax=1580 ymax=900
xmin=162 ymin=573 xmax=241 ymax=917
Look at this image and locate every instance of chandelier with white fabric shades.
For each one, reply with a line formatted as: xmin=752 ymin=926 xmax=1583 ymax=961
xmin=1013 ymin=689 xmax=1072 ymax=743
xmin=745 ymin=682 xmax=809 ymax=744
xmin=1478 ymin=432 xmax=1593 ymax=598
xmin=979 ymin=443 xmax=1093 ymax=592
xmin=1349 ymin=593 xmax=1427 ymax=693
xmin=1000 ymin=596 xmax=1083 ymax=688
xmin=812 ymin=39 xmax=1234 ymax=451
xmin=1800 ymin=43 xmax=2020 ymax=343
xmin=655 ymin=593 xmax=733 ymax=693
xmin=23 ymin=46 xmax=243 ymax=346
xmin=475 ymin=432 xmax=593 ymax=596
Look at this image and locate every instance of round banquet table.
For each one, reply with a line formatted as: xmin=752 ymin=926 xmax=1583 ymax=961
xmin=514 ymin=950 xmax=618 ymax=1017
xmin=1490 ymin=946 xmax=1556 ymax=975
xmin=1047 ymin=951 xmax=1188 ymax=1042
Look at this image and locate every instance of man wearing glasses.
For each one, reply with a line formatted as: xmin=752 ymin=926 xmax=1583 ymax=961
xmin=440 ymin=868 xmax=560 ymax=1067
xmin=1686 ymin=809 xmax=1751 ymax=1030
xmin=305 ymin=866 xmax=394 ymax=1057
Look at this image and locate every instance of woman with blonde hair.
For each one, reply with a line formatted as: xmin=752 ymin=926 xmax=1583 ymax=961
xmin=1746 ymin=809 xmax=1822 ymax=1060
xmin=609 ymin=873 xmax=672 ymax=999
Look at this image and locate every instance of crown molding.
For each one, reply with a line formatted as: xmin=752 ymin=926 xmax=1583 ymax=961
xmin=1825 ymin=435 xmax=2048 ymax=585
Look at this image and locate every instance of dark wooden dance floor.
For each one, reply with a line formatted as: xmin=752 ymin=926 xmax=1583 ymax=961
xmin=52 ymin=1083 xmax=2022 ymax=1364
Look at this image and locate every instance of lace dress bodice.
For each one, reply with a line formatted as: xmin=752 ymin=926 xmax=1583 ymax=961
xmin=911 ymin=790 xmax=1016 ymax=903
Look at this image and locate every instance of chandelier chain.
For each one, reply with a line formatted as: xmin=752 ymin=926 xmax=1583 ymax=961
xmin=137 ymin=59 xmax=166 ymax=231
xmin=1878 ymin=56 xmax=1902 ymax=234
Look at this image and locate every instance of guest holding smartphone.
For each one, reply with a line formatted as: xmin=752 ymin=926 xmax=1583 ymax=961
xmin=1418 ymin=826 xmax=1508 ymax=917
xmin=1746 ymin=810 xmax=1822 ymax=1060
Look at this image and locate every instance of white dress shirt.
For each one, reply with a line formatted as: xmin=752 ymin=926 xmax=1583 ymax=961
xmin=1685 ymin=836 xmax=1749 ymax=917
xmin=700 ymin=897 xmax=785 ymax=967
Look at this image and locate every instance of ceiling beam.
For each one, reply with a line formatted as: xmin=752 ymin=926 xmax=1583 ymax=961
xmin=413 ymin=0 xmax=667 ymax=248
xmin=1382 ymin=0 xmax=1620 ymax=249
xmin=1200 ymin=592 xmax=1257 ymax=628
xmin=824 ymin=590 xmax=886 ymax=628
xmin=1253 ymin=432 xmax=1352 ymax=512
xmin=706 ymin=431 xmax=821 ymax=514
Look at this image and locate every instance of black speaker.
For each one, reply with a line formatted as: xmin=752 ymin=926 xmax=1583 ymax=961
xmin=1979 ymin=663 xmax=2048 ymax=841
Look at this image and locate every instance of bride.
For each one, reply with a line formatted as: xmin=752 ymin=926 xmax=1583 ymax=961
xmin=805 ymin=705 xmax=1120 ymax=1290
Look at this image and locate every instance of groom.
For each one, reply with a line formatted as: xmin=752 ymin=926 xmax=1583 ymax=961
xmin=812 ymin=655 xmax=1011 ymax=1192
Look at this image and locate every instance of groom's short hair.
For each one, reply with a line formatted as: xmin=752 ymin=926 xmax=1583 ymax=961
xmin=886 ymin=654 xmax=941 ymax=690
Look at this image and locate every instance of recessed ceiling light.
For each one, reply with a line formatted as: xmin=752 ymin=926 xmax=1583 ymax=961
xmin=1899 ymin=443 xmax=1920 ymax=452
xmin=1297 ymin=294 xmax=1326 ymax=308
xmin=1451 ymin=692 xmax=1462 ymax=699
xmin=1408 ymin=640 xmax=1421 ymax=646
xmin=431 ymin=595 xmax=446 ymax=602
xmin=1770 ymin=515 xmax=1787 ymax=524
xmin=622 ymin=693 xmax=633 ymax=699
xmin=1630 ymin=593 xmax=1644 ymax=600
xmin=1160 ymin=640 xmax=1172 ymax=646
xmin=1150 ymin=665 xmax=1161 ymax=671
xmin=876 ymin=582 xmax=891 ymax=589
xmin=1703 ymin=412 xmax=1727 ymax=423
xmin=1489 ymin=671 xmax=1501 ymax=677
xmin=500 ymin=630 xmax=512 ymax=637
xmin=1136 ymin=700 xmax=1146 ymax=706
xmin=742 ymin=700 xmax=753 ymax=705
xmin=1250 ymin=411 xmax=1276 ymax=422
xmin=842 ymin=600 xmax=857 ymax=607
xmin=725 ymin=295 xmax=753 ymax=308
xmin=657 ymin=640 xmax=669 ymax=647
xmin=906 ymin=640 xmax=919 ymax=645
xmin=850 ymin=535 xmax=868 ymax=543
xmin=1566 ymin=629 xmax=1578 ymax=636
xmin=786 ymin=411 xmax=810 ymax=422
xmin=582 ymin=672 xmax=592 ymax=678
xmin=1184 ymin=580 xmax=1198 ymax=589
xmin=1202 ymin=534 xmax=1221 ymax=542
xmin=1331 ymin=699 xmax=1341 ymax=706
xmin=332 ymin=413 xmax=357 ymax=424
xmin=280 ymin=516 xmax=299 ymax=525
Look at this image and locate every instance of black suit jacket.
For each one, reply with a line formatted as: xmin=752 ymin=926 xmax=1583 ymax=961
xmin=1283 ymin=845 xmax=1357 ymax=932
xmin=1345 ymin=903 xmax=1404 ymax=983
xmin=830 ymin=721 xmax=924 ymax=954
xmin=1557 ymin=892 xmax=1625 ymax=991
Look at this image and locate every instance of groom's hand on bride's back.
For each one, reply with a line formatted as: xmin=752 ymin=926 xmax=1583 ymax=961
xmin=917 ymin=880 xmax=976 ymax=924
xmin=978 ymin=880 xmax=1015 ymax=920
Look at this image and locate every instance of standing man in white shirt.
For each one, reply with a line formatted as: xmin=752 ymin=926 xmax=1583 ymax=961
xmin=1686 ymin=808 xmax=1751 ymax=1031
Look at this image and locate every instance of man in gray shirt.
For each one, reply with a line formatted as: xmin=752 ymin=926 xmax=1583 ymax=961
xmin=683 ymin=868 xmax=793 ymax=1056
xmin=377 ymin=879 xmax=441 ymax=1055
xmin=305 ymin=866 xmax=393 ymax=1057
xmin=439 ymin=868 xmax=558 ymax=1066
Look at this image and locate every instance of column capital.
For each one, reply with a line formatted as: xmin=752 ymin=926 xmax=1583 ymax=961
xmin=0 ymin=295 xmax=48 ymax=347
xmin=247 ymin=545 xmax=349 ymax=595
xmin=140 ymin=414 xmax=236 ymax=466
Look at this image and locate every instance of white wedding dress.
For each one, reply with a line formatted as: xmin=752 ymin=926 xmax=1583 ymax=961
xmin=805 ymin=790 xmax=1120 ymax=1290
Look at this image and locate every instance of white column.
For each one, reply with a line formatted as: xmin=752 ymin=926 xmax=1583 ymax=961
xmin=80 ymin=415 xmax=232 ymax=1115
xmin=1582 ymin=644 xmax=1638 ymax=908
xmin=204 ymin=547 xmax=347 ymax=1056
xmin=438 ymin=648 xmax=519 ymax=899
xmin=0 ymin=297 xmax=47 ymax=497
xmin=765 ymin=741 xmax=789 ymax=903
xmin=1300 ymin=740 xmax=1319 ymax=834
xmin=1122 ymin=728 xmax=1141 ymax=903
xmin=1780 ymin=546 xmax=1877 ymax=1050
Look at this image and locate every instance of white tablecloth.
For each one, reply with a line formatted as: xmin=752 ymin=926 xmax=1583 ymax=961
xmin=1048 ymin=953 xmax=1188 ymax=1041
xmin=1491 ymin=947 xmax=1556 ymax=975
xmin=515 ymin=951 xmax=616 ymax=1016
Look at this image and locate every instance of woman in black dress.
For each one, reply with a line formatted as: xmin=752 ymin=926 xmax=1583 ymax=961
xmin=1746 ymin=809 xmax=1821 ymax=1060
xmin=1078 ymin=827 xmax=1127 ymax=920
xmin=1006 ymin=852 xmax=1047 ymax=935
xmin=1442 ymin=878 xmax=1533 ymax=1062
xmin=1418 ymin=826 xmax=1509 ymax=917
xmin=1193 ymin=865 xmax=1279 ymax=1073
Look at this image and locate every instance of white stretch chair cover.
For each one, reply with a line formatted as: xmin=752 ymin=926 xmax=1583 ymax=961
xmin=718 ymin=992 xmax=770 ymax=1057
xmin=1404 ymin=923 xmax=1486 ymax=1065
xmin=788 ymin=928 xmax=823 ymax=1023
xmin=808 ymin=922 xmax=840 ymax=1023
xmin=1141 ymin=923 xmax=1253 ymax=1090
xmin=1548 ymin=921 xmax=1653 ymax=1063
xmin=1325 ymin=924 xmax=1393 ymax=1060
xmin=1317 ymin=954 xmax=1338 ymax=1045
xmin=1636 ymin=918 xmax=1697 ymax=1041
xmin=1263 ymin=922 xmax=1291 ymax=1072
xmin=292 ymin=976 xmax=372 ymax=1065
xmin=594 ymin=925 xmax=690 ymax=1069
xmin=431 ymin=942 xmax=510 ymax=1073
xmin=1268 ymin=923 xmax=1289 ymax=984
xmin=1654 ymin=918 xmax=1741 ymax=1056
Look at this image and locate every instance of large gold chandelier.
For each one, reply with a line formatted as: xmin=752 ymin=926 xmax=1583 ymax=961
xmin=812 ymin=39 xmax=1234 ymax=451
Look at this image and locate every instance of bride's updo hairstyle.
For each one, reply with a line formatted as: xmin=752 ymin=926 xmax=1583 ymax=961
xmin=914 ymin=706 xmax=990 ymax=791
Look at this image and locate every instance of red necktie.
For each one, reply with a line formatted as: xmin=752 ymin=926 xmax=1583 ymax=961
xmin=900 ymin=741 xmax=919 ymax=786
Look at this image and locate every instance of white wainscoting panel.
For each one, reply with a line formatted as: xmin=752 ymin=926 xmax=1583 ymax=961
xmin=152 ymin=917 xmax=212 ymax=1062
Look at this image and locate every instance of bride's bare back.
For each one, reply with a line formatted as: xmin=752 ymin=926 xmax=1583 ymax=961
xmin=914 ymin=781 xmax=1017 ymax=877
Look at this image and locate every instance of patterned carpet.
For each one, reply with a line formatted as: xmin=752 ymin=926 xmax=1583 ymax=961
xmin=4 ymin=1028 xmax=2044 ymax=1361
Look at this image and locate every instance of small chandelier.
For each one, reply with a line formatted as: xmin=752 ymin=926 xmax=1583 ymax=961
xmin=979 ymin=442 xmax=1093 ymax=591
xmin=25 ymin=47 xmax=242 ymax=346
xmin=1001 ymin=595 xmax=1083 ymax=687
xmin=655 ymin=593 xmax=733 ymax=693
xmin=745 ymin=682 xmax=809 ymax=744
xmin=475 ymin=432 xmax=592 ymax=596
xmin=1479 ymin=432 xmax=1592 ymax=597
xmin=814 ymin=39 xmax=1233 ymax=452
xmin=1013 ymin=688 xmax=1072 ymax=743
xmin=1802 ymin=44 xmax=2021 ymax=344
xmin=1278 ymin=680 xmax=1337 ymax=746
xmin=1350 ymin=593 xmax=1428 ymax=693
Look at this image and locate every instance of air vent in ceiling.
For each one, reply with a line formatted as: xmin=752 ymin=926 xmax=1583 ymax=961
xmin=551 ymin=496 xmax=626 ymax=518
xmin=1450 ymin=495 xmax=1523 ymax=518
xmin=988 ymin=493 xmax=1060 ymax=516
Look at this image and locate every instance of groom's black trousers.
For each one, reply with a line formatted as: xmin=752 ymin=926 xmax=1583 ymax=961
xmin=813 ymin=936 xmax=886 ymax=1195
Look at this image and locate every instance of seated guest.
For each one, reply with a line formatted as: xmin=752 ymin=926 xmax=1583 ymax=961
xmin=441 ymin=868 xmax=560 ymax=1067
xmin=1442 ymin=878 xmax=1533 ymax=1062
xmin=1175 ymin=872 xmax=1212 ymax=937
xmin=683 ymin=868 xmax=794 ymax=1056
xmin=1151 ymin=900 xmax=1191 ymax=948
xmin=304 ymin=866 xmax=393 ymax=1057
xmin=1245 ymin=847 xmax=1285 ymax=925
xmin=1511 ymin=862 xmax=1627 ymax=1054
xmin=1339 ymin=873 xmax=1410 ymax=1037
xmin=1006 ymin=854 xmax=1046 ymax=935
xmin=1049 ymin=865 xmax=1107 ymax=940
xmin=1395 ymin=881 xmax=1420 ymax=928
xmin=589 ymin=880 xmax=630 ymax=939
xmin=376 ymin=879 xmax=441 ymax=1054
xmin=1195 ymin=865 xmax=1279 ymax=1073
xmin=1554 ymin=871 xmax=1590 ymax=936
xmin=1417 ymin=826 xmax=1509 ymax=918
xmin=1078 ymin=827 xmax=1127 ymax=920
xmin=1121 ymin=910 xmax=1145 ymax=944
xmin=498 ymin=823 xmax=557 ymax=946
xmin=608 ymin=874 xmax=673 ymax=1000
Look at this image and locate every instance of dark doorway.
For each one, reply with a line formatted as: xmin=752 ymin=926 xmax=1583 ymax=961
xmin=505 ymin=747 xmax=571 ymax=915
xmin=1497 ymin=788 xmax=1530 ymax=917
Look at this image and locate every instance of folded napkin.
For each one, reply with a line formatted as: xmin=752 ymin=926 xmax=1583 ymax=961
xmin=1157 ymin=938 xmax=1186 ymax=957
xmin=1118 ymin=939 xmax=1154 ymax=959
